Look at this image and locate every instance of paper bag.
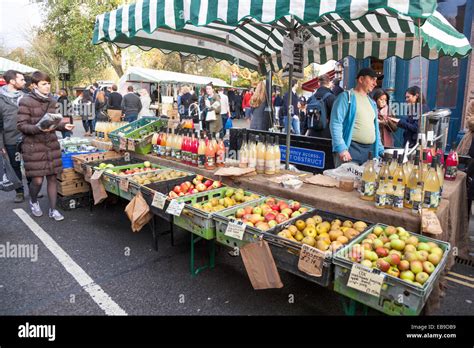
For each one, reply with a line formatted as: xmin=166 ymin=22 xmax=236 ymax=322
xmin=421 ymin=209 xmax=443 ymax=235
xmin=240 ymin=240 xmax=283 ymax=290
xmin=304 ymin=174 xmax=338 ymax=188
xmin=125 ymin=192 xmax=152 ymax=232
xmin=90 ymin=171 xmax=108 ymax=205
xmin=214 ymin=166 xmax=257 ymax=177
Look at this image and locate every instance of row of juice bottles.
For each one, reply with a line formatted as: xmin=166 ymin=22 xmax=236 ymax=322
xmin=95 ymin=122 xmax=128 ymax=142
xmin=237 ymin=133 xmax=282 ymax=175
xmin=151 ymin=128 xmax=225 ymax=170
xmin=360 ymin=142 xmax=459 ymax=214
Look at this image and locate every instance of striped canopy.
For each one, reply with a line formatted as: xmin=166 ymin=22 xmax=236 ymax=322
xmin=93 ymin=0 xmax=472 ymax=73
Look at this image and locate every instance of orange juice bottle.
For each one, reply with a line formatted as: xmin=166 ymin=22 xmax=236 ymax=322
xmin=205 ymin=134 xmax=216 ymax=170
xmin=216 ymin=135 xmax=225 ymax=167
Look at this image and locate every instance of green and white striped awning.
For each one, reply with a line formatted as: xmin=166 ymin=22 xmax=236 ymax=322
xmin=93 ymin=0 xmax=472 ymax=73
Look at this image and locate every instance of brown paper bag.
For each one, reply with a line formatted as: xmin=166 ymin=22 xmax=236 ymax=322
xmin=240 ymin=240 xmax=283 ymax=290
xmin=421 ymin=209 xmax=443 ymax=235
xmin=125 ymin=192 xmax=152 ymax=232
xmin=90 ymin=171 xmax=108 ymax=205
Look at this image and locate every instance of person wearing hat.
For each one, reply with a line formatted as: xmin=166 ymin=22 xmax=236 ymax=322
xmin=330 ymin=67 xmax=385 ymax=167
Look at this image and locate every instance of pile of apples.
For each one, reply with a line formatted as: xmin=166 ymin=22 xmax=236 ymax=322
xmin=168 ymin=175 xmax=222 ymax=198
xmin=110 ymin=161 xmax=158 ymax=176
xmin=130 ymin=169 xmax=188 ymax=185
xmin=229 ymin=197 xmax=309 ymax=231
xmin=347 ymin=225 xmax=444 ymax=287
xmin=277 ymin=217 xmax=367 ymax=252
xmin=191 ymin=188 xmax=260 ymax=213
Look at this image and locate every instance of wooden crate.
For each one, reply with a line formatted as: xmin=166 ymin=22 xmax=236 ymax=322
xmin=58 ymin=168 xmax=83 ymax=182
xmin=57 ymin=178 xmax=90 ymax=196
xmin=72 ymin=151 xmax=121 ymax=174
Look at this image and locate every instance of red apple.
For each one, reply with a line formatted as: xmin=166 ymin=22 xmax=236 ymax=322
xmin=289 ymin=201 xmax=301 ymax=211
xmin=398 ymin=260 xmax=410 ymax=271
xmin=387 ymin=253 xmax=401 ymax=266
xmin=173 ymin=185 xmax=182 ymax=194
xmin=196 ymin=183 xmax=206 ymax=192
xmin=204 ymin=179 xmax=213 ymax=187
xmin=376 ymin=259 xmax=391 ymax=272
xmin=281 ymin=208 xmax=293 ymax=217
xmin=275 ymin=213 xmax=288 ymax=224
xmin=235 ymin=208 xmax=245 ymax=218
xmin=264 ymin=213 xmax=276 ymax=222
xmin=265 ymin=197 xmax=276 ymax=205
xmin=270 ymin=204 xmax=280 ymax=212
xmin=375 ymin=247 xmax=388 ymax=258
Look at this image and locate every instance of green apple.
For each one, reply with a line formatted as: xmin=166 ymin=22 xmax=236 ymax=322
xmin=416 ymin=250 xmax=429 ymax=262
xmin=427 ymin=253 xmax=441 ymax=266
xmin=415 ymin=272 xmax=429 ymax=285
xmin=403 ymin=251 xmax=418 ymax=262
xmin=396 ymin=227 xmax=409 ymax=238
xmin=384 ymin=242 xmax=392 ymax=249
xmin=361 ymin=260 xmax=373 ymax=268
xmin=389 ymin=234 xmax=400 ymax=241
xmin=373 ymin=239 xmax=384 ymax=249
xmin=427 ymin=242 xmax=439 ymax=250
xmin=410 ymin=260 xmax=423 ymax=274
xmin=404 ymin=244 xmax=417 ymax=253
xmin=388 ymin=249 xmax=402 ymax=257
xmin=390 ymin=239 xmax=405 ymax=251
xmin=417 ymin=242 xmax=431 ymax=252
xmin=400 ymin=270 xmax=415 ymax=281
xmin=373 ymin=226 xmax=384 ymax=236
xmin=387 ymin=266 xmax=400 ymax=277
xmin=430 ymin=247 xmax=444 ymax=257
xmin=406 ymin=236 xmax=419 ymax=246
xmin=422 ymin=261 xmax=435 ymax=274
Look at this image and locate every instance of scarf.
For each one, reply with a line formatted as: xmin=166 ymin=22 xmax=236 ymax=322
xmin=33 ymin=89 xmax=51 ymax=101
xmin=0 ymin=85 xmax=23 ymax=105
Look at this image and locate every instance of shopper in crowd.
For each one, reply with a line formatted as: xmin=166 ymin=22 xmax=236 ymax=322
xmin=249 ymin=80 xmax=270 ymax=131
xmin=389 ymin=86 xmax=429 ymax=148
xmin=107 ymin=84 xmax=123 ymax=122
xmin=330 ymin=67 xmax=384 ymax=166
xmin=22 ymin=75 xmax=35 ymax=95
xmin=180 ymin=85 xmax=198 ymax=121
xmin=0 ymin=70 xmax=27 ymax=202
xmin=232 ymin=90 xmax=243 ymax=119
xmin=332 ymin=78 xmax=344 ymax=97
xmin=137 ymin=89 xmax=152 ymax=119
xmin=57 ymin=88 xmax=73 ymax=139
xmin=80 ymin=89 xmax=94 ymax=136
xmin=281 ymin=80 xmax=300 ymax=135
xmin=218 ymin=87 xmax=230 ymax=138
xmin=298 ymin=96 xmax=308 ymax=136
xmin=306 ymin=74 xmax=336 ymax=138
xmin=372 ymin=88 xmax=396 ymax=147
xmin=203 ymin=83 xmax=222 ymax=135
xmin=273 ymin=89 xmax=283 ymax=126
xmin=242 ymin=87 xmax=253 ymax=121
xmin=121 ymin=85 xmax=142 ymax=123
xmin=92 ymin=82 xmax=99 ymax=102
xmin=94 ymin=90 xmax=107 ymax=128
xmin=17 ymin=71 xmax=74 ymax=221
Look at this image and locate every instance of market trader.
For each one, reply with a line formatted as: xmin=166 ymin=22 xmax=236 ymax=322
xmin=330 ymin=68 xmax=385 ymax=166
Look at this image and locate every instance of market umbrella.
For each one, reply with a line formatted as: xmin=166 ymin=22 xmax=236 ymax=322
xmin=93 ymin=0 xmax=471 ymax=168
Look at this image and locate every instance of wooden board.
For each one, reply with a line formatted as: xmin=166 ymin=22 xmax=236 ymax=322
xmin=58 ymin=168 xmax=83 ymax=182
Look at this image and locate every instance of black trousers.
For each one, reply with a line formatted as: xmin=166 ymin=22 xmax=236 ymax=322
xmin=5 ymin=144 xmax=26 ymax=193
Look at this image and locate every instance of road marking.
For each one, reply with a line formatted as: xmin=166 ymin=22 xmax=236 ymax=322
xmin=445 ymin=276 xmax=474 ymax=289
xmin=448 ymin=271 xmax=474 ymax=282
xmin=13 ymin=209 xmax=127 ymax=316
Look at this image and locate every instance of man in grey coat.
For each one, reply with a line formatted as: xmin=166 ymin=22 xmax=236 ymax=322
xmin=0 ymin=70 xmax=26 ymax=202
xmin=121 ymin=85 xmax=142 ymax=123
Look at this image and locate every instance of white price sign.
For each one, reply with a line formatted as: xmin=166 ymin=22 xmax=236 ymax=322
xmin=119 ymin=178 xmax=129 ymax=192
xmin=166 ymin=200 xmax=185 ymax=216
xmin=152 ymin=192 xmax=167 ymax=210
xmin=119 ymin=137 xmax=127 ymax=151
xmin=128 ymin=139 xmax=136 ymax=152
xmin=347 ymin=263 xmax=385 ymax=297
xmin=224 ymin=221 xmax=246 ymax=241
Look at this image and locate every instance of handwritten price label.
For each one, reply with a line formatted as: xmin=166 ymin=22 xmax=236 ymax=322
xmin=119 ymin=178 xmax=129 ymax=192
xmin=128 ymin=139 xmax=135 ymax=152
xmin=166 ymin=200 xmax=185 ymax=216
xmin=297 ymin=244 xmax=324 ymax=277
xmin=152 ymin=192 xmax=167 ymax=210
xmin=225 ymin=221 xmax=246 ymax=240
xmin=119 ymin=137 xmax=127 ymax=151
xmin=347 ymin=263 xmax=385 ymax=297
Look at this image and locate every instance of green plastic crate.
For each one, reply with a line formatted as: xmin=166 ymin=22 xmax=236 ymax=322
xmin=108 ymin=117 xmax=158 ymax=151
xmin=171 ymin=186 xmax=263 ymax=241
xmin=213 ymin=196 xmax=314 ymax=248
xmin=333 ymin=224 xmax=450 ymax=316
xmin=126 ymin=119 xmax=168 ymax=154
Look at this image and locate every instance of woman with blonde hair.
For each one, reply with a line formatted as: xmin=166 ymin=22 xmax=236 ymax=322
xmin=249 ymin=81 xmax=270 ymax=130
xmin=138 ymin=88 xmax=152 ymax=119
xmin=94 ymin=90 xmax=107 ymax=130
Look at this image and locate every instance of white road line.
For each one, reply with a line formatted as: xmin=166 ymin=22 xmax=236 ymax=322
xmin=13 ymin=208 xmax=127 ymax=316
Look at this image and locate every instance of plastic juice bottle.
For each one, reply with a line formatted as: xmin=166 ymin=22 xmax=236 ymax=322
xmin=411 ymin=181 xmax=424 ymax=216
xmin=423 ymin=158 xmax=441 ymax=211
xmin=265 ymin=136 xmax=276 ymax=175
xmin=424 ymin=141 xmax=433 ymax=164
xmin=405 ymin=154 xmax=421 ymax=208
xmin=191 ymin=132 xmax=198 ymax=166
xmin=239 ymin=133 xmax=249 ymax=168
xmin=256 ymin=135 xmax=266 ymax=174
xmin=360 ymin=151 xmax=376 ymax=201
xmin=161 ymin=129 xmax=168 ymax=158
xmin=392 ymin=178 xmax=404 ymax=211
xmin=248 ymin=134 xmax=257 ymax=169
xmin=385 ymin=176 xmax=395 ymax=208
xmin=211 ymin=132 xmax=218 ymax=155
xmin=435 ymin=154 xmax=444 ymax=197
xmin=205 ymin=134 xmax=216 ymax=170
xmin=198 ymin=133 xmax=206 ymax=168
xmin=184 ymin=130 xmax=191 ymax=164
xmin=274 ymin=136 xmax=281 ymax=174
xmin=388 ymin=151 xmax=398 ymax=176
xmin=444 ymin=143 xmax=458 ymax=181
xmin=374 ymin=176 xmax=386 ymax=209
xmin=392 ymin=154 xmax=405 ymax=185
xmin=216 ymin=136 xmax=225 ymax=167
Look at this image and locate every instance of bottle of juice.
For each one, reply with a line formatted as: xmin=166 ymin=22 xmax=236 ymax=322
xmin=175 ymin=130 xmax=183 ymax=161
xmin=375 ymin=176 xmax=386 ymax=209
xmin=239 ymin=133 xmax=249 ymax=168
xmin=436 ymin=140 xmax=445 ymax=166
xmin=274 ymin=136 xmax=281 ymax=174
xmin=191 ymin=132 xmax=198 ymax=166
xmin=389 ymin=151 xmax=398 ymax=176
xmin=198 ymin=132 xmax=206 ymax=168
xmin=444 ymin=143 xmax=458 ymax=181
xmin=411 ymin=181 xmax=424 ymax=216
xmin=256 ymin=135 xmax=266 ymax=174
xmin=405 ymin=153 xmax=421 ymax=208
xmin=265 ymin=136 xmax=276 ymax=175
xmin=403 ymin=153 xmax=414 ymax=183
xmin=385 ymin=175 xmax=395 ymax=208
xmin=248 ymin=134 xmax=257 ymax=169
xmin=161 ymin=128 xmax=168 ymax=158
xmin=205 ymin=134 xmax=216 ymax=170
xmin=423 ymin=158 xmax=441 ymax=211
xmin=216 ymin=135 xmax=225 ymax=167
xmin=435 ymin=154 xmax=444 ymax=197
xmin=421 ymin=151 xmax=428 ymax=181
xmin=167 ymin=129 xmax=174 ymax=159
xmin=377 ymin=153 xmax=390 ymax=188
xmin=360 ymin=151 xmax=376 ymax=201
xmin=180 ymin=130 xmax=187 ymax=163
xmin=424 ymin=141 xmax=433 ymax=164
xmin=392 ymin=178 xmax=404 ymax=211
xmin=152 ymin=129 xmax=160 ymax=155
xmin=392 ymin=154 xmax=405 ymax=185
xmin=211 ymin=132 xmax=218 ymax=155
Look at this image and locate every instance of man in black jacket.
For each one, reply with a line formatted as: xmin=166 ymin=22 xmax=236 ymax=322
xmin=306 ymin=74 xmax=336 ymax=138
xmin=107 ymin=84 xmax=122 ymax=122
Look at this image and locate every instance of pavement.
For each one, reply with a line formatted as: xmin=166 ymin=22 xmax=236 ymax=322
xmin=0 ymin=119 xmax=472 ymax=316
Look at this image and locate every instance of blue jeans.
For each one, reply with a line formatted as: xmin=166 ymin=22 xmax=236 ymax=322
xmin=82 ymin=119 xmax=94 ymax=133
xmin=124 ymin=114 xmax=138 ymax=123
xmin=283 ymin=115 xmax=301 ymax=135
xmin=220 ymin=114 xmax=228 ymax=138
xmin=244 ymin=107 xmax=252 ymax=119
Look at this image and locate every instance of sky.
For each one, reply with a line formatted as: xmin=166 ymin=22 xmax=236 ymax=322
xmin=0 ymin=0 xmax=43 ymax=50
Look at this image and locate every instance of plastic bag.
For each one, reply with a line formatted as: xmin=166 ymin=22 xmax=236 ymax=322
xmin=225 ymin=116 xmax=233 ymax=130
xmin=36 ymin=113 xmax=63 ymax=131
xmin=0 ymin=153 xmax=22 ymax=192
xmin=323 ymin=161 xmax=366 ymax=181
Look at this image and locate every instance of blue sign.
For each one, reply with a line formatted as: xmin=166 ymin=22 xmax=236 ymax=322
xmin=279 ymin=145 xmax=325 ymax=169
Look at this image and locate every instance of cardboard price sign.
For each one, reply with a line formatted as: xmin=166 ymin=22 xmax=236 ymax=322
xmin=152 ymin=192 xmax=167 ymax=210
xmin=297 ymin=244 xmax=324 ymax=277
xmin=128 ymin=139 xmax=135 ymax=152
xmin=347 ymin=263 xmax=385 ymax=297
xmin=119 ymin=178 xmax=129 ymax=192
xmin=421 ymin=209 xmax=443 ymax=235
xmin=119 ymin=137 xmax=127 ymax=151
xmin=225 ymin=221 xmax=246 ymax=241
xmin=166 ymin=200 xmax=185 ymax=216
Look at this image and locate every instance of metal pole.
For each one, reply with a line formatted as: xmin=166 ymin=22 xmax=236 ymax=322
xmin=266 ymin=70 xmax=273 ymax=128
xmin=285 ymin=20 xmax=295 ymax=170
